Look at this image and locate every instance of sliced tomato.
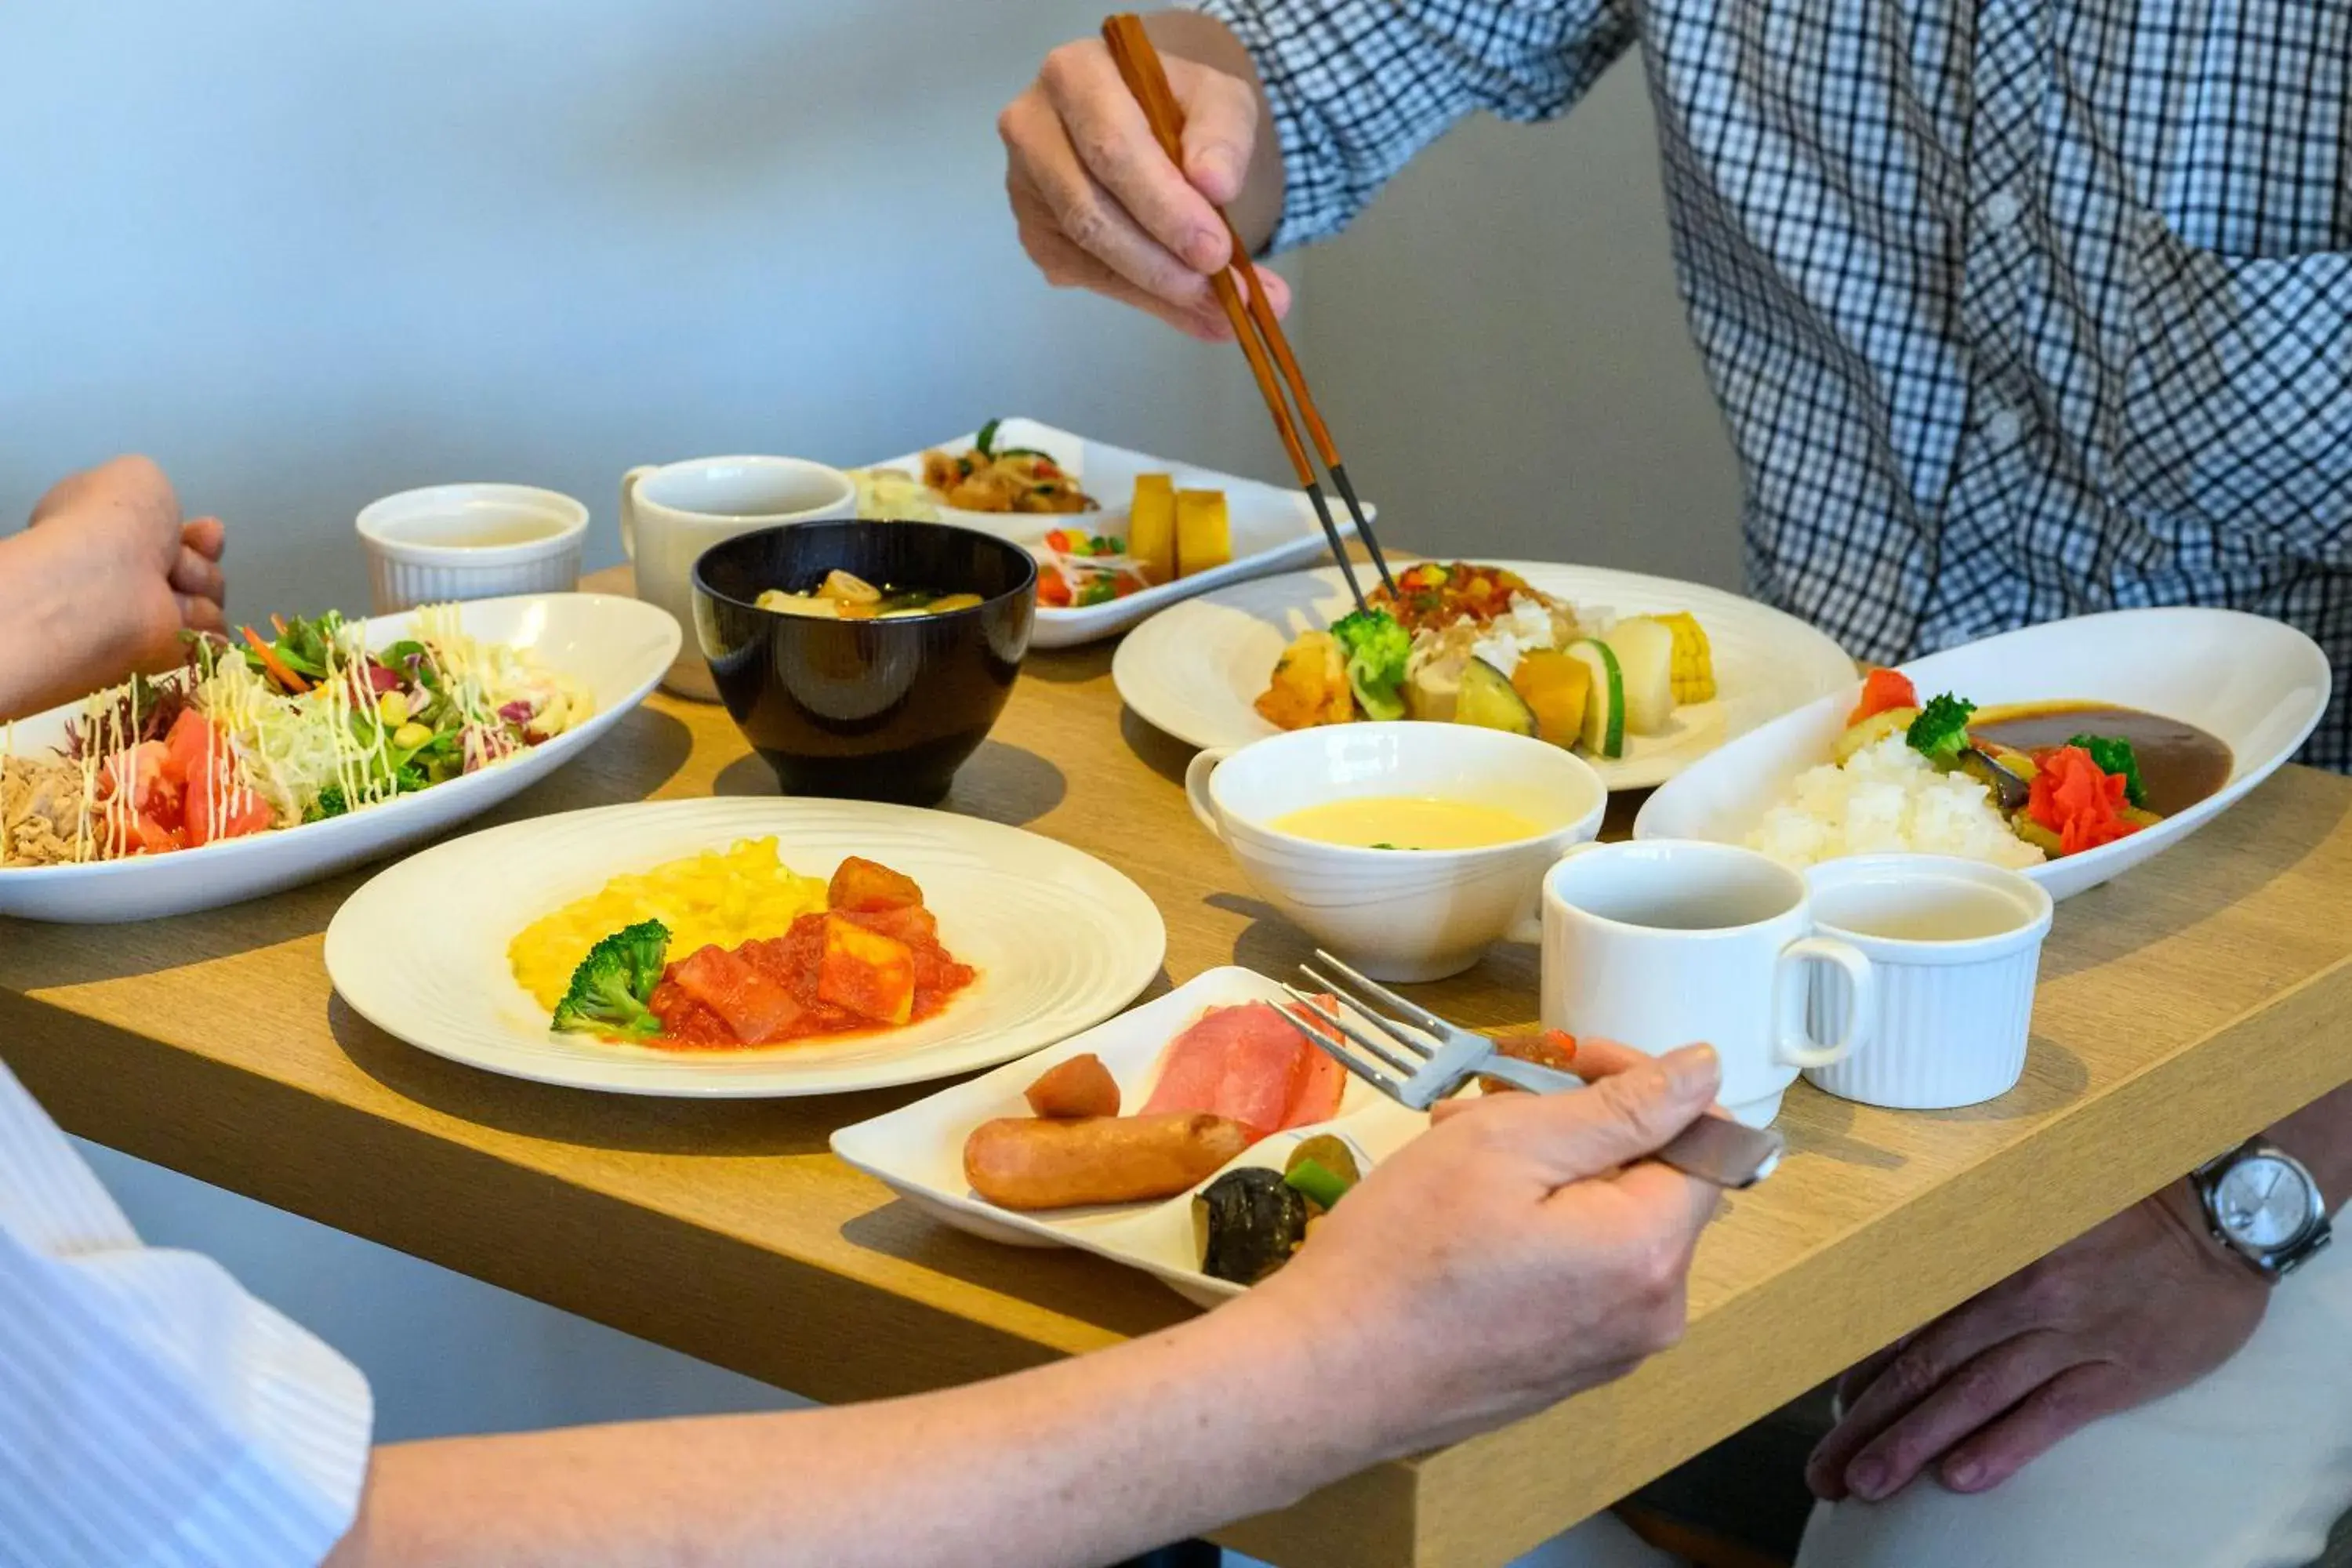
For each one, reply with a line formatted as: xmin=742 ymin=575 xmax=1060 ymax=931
xmin=183 ymin=764 xmax=272 ymax=846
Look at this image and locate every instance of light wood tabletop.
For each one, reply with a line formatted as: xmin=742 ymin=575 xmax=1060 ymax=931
xmin=6 ymin=563 xmax=2350 ymax=1568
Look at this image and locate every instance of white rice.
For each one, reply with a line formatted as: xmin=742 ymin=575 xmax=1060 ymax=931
xmin=1745 ymin=732 xmax=2045 ymax=870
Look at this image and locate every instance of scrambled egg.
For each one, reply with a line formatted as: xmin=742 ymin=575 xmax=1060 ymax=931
xmin=508 ymin=837 xmax=828 ymax=1010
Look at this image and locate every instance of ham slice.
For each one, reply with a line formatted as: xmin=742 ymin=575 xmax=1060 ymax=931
xmin=1142 ymin=1000 xmax=1345 ymax=1138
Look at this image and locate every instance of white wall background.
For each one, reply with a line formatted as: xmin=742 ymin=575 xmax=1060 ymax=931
xmin=3 ymin=0 xmax=1735 ymax=1542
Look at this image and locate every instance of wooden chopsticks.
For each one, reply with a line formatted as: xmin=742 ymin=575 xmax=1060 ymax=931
xmin=1100 ymin=13 xmax=1398 ymax=611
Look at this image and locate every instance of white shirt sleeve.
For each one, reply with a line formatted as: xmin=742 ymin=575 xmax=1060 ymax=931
xmin=0 ymin=1055 xmax=373 ymax=1568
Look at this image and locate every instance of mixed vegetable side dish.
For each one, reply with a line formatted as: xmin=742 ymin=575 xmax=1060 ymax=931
xmin=513 ymin=840 xmax=975 ymax=1049
xmin=0 ymin=607 xmax=590 ymax=867
xmin=920 ymin=418 xmax=1098 ymax=514
xmin=1747 ymin=667 xmax=2234 ymax=869
xmin=960 ymin=1004 xmax=1579 ymax=1287
xmin=1036 ymin=474 xmax=1230 ymax=608
xmin=1255 ymin=561 xmax=1715 ymax=760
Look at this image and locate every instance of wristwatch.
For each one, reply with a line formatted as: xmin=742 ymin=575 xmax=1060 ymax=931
xmin=2192 ymin=1138 xmax=2332 ymax=1279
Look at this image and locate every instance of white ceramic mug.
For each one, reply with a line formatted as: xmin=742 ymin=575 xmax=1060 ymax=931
xmin=1539 ymin=839 xmax=1874 ymax=1125
xmin=356 ymin=483 xmax=588 ymax=615
xmin=619 ymin=456 xmax=856 ymax=699
xmin=1185 ymin=723 xmax=1608 ymax=982
xmin=1801 ymin=855 xmax=2054 ymax=1109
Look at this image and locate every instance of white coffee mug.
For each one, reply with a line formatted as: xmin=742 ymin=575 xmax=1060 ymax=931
xmin=1801 ymin=855 xmax=2053 ymax=1109
xmin=1539 ymin=839 xmax=1874 ymax=1126
xmin=619 ymin=456 xmax=856 ymax=699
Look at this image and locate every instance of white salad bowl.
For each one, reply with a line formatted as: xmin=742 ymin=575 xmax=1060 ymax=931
xmin=1185 ymin=722 xmax=1609 ymax=981
xmin=1634 ymin=608 xmax=2331 ymax=900
xmin=0 ymin=593 xmax=679 ymax=923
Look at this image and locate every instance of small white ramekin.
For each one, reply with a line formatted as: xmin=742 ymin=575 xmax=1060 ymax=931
xmin=357 ymin=483 xmax=589 ymax=614
xmin=1800 ymin=855 xmax=2054 ymax=1109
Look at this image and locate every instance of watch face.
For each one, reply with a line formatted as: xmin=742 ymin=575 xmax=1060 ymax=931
xmin=2216 ymin=1156 xmax=2313 ymax=1250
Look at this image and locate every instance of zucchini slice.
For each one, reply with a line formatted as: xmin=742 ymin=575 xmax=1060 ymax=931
xmin=1565 ymin=639 xmax=1626 ymax=758
xmin=1607 ymin=616 xmax=1677 ymax=735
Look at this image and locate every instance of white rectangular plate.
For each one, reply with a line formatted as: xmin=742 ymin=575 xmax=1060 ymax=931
xmin=830 ymin=966 xmax=1427 ymax=1305
xmin=865 ymin=419 xmax=1369 ymax=649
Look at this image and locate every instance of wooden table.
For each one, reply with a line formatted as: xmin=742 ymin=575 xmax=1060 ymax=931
xmin=7 ymin=565 xmax=2352 ymax=1568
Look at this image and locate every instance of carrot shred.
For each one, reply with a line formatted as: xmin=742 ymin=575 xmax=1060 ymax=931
xmin=270 ymin=613 xmax=289 ymax=637
xmin=241 ymin=626 xmax=310 ymax=693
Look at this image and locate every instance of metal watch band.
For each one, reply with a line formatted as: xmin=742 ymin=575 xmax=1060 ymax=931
xmin=2196 ymin=1138 xmax=2333 ymax=1279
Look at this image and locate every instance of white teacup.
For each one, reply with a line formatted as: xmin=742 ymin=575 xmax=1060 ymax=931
xmin=356 ymin=483 xmax=588 ymax=615
xmin=1185 ymin=724 xmax=1608 ymax=982
xmin=620 ymin=456 xmax=856 ymax=699
xmin=1540 ymin=839 xmax=1874 ymax=1126
xmin=1801 ymin=855 xmax=2054 ymax=1109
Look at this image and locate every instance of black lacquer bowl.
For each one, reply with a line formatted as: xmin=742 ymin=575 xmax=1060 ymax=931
xmin=692 ymin=521 xmax=1037 ymax=804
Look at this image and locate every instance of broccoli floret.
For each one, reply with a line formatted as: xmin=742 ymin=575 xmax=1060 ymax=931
xmin=549 ymin=920 xmax=673 ymax=1038
xmin=1330 ymin=608 xmax=1410 ymax=721
xmin=1904 ymin=692 xmax=1977 ymax=766
xmin=2069 ymin=734 xmax=2147 ymax=807
xmin=305 ymin=784 xmax=350 ymax=822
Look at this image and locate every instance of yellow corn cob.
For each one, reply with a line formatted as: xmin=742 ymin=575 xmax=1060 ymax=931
xmin=1657 ymin=611 xmax=1715 ymax=703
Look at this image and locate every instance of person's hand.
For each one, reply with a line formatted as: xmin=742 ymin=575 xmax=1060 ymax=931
xmin=1806 ymin=1181 xmax=2267 ymax=1502
xmin=999 ymin=23 xmax=1287 ymax=341
xmin=26 ymin=454 xmax=227 ymax=672
xmin=1239 ymin=1038 xmax=1726 ymax=1459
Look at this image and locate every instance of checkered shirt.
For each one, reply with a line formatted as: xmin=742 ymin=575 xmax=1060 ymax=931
xmin=1196 ymin=0 xmax=2352 ymax=767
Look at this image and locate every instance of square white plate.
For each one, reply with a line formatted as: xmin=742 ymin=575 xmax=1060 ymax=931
xmin=865 ymin=418 xmax=1370 ymax=649
xmin=830 ymin=966 xmax=1428 ymax=1305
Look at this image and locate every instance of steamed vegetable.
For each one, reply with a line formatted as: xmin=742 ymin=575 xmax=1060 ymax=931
xmin=1833 ymin=705 xmax=1920 ymax=764
xmin=1455 ymin=657 xmax=1537 ymax=736
xmin=1331 ymin=608 xmax=1410 ymax=721
xmin=1657 ymin=611 xmax=1716 ymax=704
xmin=1564 ymin=639 xmax=1626 ymax=757
xmin=1607 ymin=617 xmax=1677 ymax=735
xmin=1905 ymin=692 xmax=1978 ymax=765
xmin=550 ymin=920 xmax=673 ymax=1038
xmin=1511 ymin=649 xmax=1592 ymax=748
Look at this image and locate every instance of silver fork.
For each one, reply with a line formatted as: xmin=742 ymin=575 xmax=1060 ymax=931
xmin=1273 ymin=950 xmax=1784 ymax=1189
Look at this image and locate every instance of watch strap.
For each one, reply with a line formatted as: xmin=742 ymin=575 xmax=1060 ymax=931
xmin=2196 ymin=1138 xmax=2332 ymax=1279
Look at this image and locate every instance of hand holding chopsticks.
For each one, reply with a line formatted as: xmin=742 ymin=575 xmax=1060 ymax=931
xmin=1098 ymin=13 xmax=1398 ymax=610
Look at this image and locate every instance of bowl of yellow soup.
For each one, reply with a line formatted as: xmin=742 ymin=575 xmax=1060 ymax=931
xmin=1184 ymin=722 xmax=1607 ymax=981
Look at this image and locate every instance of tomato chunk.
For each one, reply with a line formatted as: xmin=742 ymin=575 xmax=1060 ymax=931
xmin=668 ymin=945 xmax=806 ymax=1044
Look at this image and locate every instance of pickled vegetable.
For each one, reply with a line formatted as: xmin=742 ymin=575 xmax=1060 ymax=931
xmin=1196 ymin=1167 xmax=1310 ymax=1285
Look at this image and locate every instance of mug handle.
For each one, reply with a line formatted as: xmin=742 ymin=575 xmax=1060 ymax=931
xmin=1504 ymin=838 xmax=1607 ymax=945
xmin=1773 ymin=936 xmax=1873 ymax=1069
xmin=619 ymin=466 xmax=655 ymax=564
xmin=1183 ymin=748 xmax=1234 ymax=840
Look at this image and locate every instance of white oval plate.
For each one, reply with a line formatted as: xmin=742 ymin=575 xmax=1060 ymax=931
xmin=326 ymin=797 xmax=1168 ymax=1097
xmin=1634 ymin=608 xmax=2333 ymax=900
xmin=832 ymin=965 xmax=1427 ymax=1306
xmin=0 ymin=593 xmax=679 ymax=923
xmin=865 ymin=418 xmax=1367 ymax=650
xmin=1112 ymin=562 xmax=1857 ymax=790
